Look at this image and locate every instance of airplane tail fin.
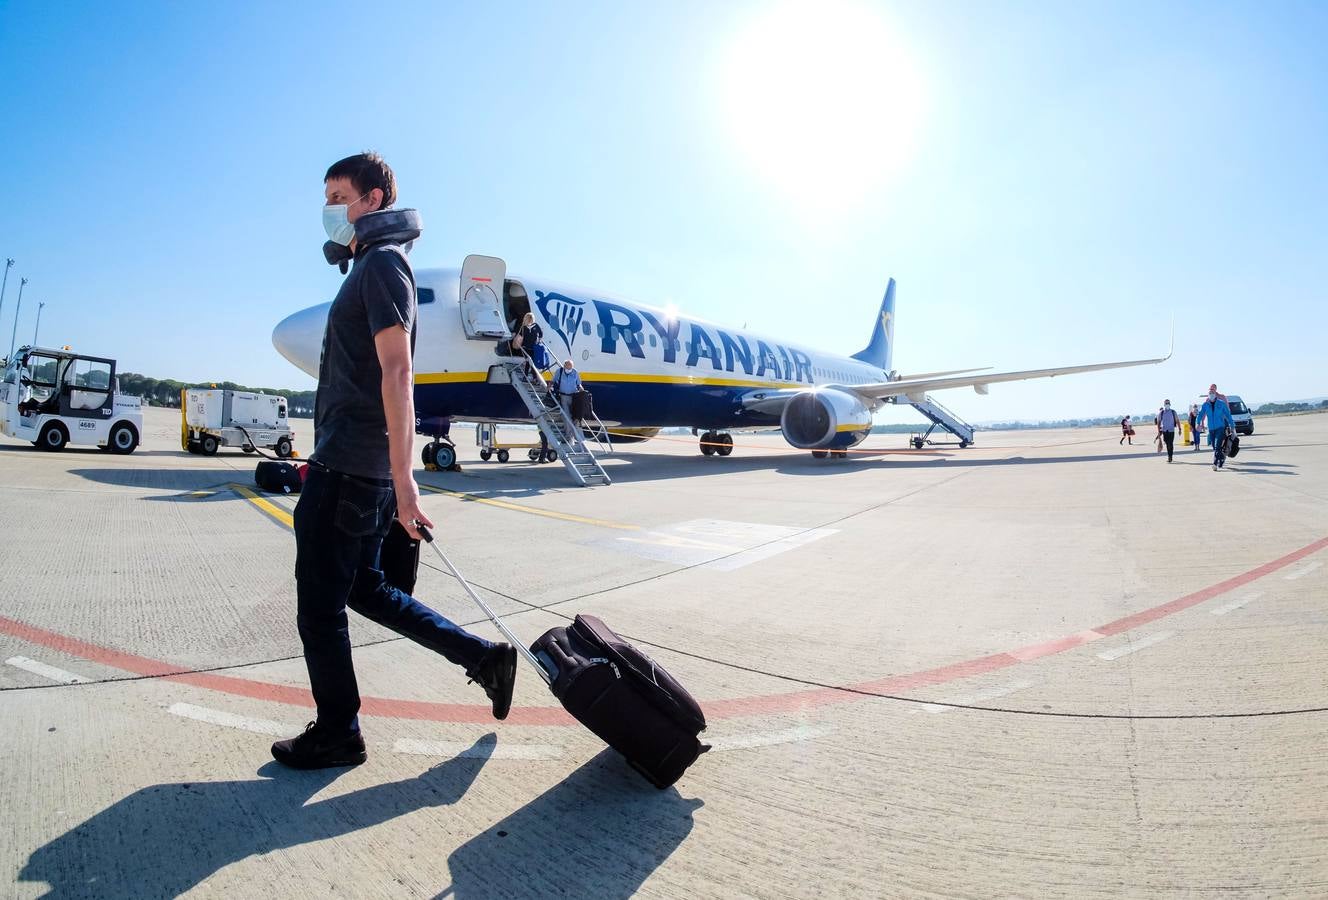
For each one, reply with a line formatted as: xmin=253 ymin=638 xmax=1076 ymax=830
xmin=851 ymin=278 xmax=896 ymax=372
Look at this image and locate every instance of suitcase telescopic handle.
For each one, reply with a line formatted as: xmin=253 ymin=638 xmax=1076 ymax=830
xmin=416 ymin=524 xmax=553 ymax=685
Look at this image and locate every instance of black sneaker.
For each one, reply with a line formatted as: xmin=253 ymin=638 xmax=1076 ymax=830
xmin=271 ymin=722 xmax=367 ymax=769
xmin=469 ymin=644 xmax=517 ymax=720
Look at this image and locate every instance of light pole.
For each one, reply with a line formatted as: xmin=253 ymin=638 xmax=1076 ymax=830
xmin=33 ymin=301 xmax=45 ymax=347
xmin=0 ymin=258 xmax=13 ymax=339
xmin=9 ymin=277 xmax=27 ymax=360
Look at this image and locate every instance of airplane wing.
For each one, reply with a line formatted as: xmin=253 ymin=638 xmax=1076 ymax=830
xmin=742 ymin=346 xmax=1171 ymax=415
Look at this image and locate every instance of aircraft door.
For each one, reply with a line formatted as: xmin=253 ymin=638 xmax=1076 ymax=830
xmin=459 ymin=255 xmax=510 ymax=339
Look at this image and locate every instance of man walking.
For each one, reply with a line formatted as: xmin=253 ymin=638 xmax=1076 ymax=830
xmin=1156 ymin=399 xmax=1179 ymax=462
xmin=552 ymin=359 xmax=583 ymax=420
xmin=1195 ymin=385 xmax=1235 ymax=472
xmin=272 ymin=153 xmax=516 ymax=770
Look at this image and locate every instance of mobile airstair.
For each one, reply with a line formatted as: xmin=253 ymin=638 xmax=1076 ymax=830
xmin=907 ymin=396 xmax=976 ymax=449
xmin=502 ymin=357 xmax=611 ymax=486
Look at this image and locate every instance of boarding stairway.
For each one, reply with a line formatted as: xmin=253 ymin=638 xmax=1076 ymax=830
xmin=503 ymin=357 xmax=611 ymax=486
xmin=907 ymin=396 xmax=976 ymax=448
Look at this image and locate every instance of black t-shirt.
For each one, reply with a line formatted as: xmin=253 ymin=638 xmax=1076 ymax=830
xmin=312 ymin=243 xmax=416 ymax=478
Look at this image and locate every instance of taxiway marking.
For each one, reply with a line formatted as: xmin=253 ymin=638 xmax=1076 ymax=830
xmin=393 ymin=738 xmax=563 ymax=760
xmin=2 ymin=535 xmax=1325 ymax=725
xmin=229 ymin=483 xmax=294 ymax=529
xmin=910 ymin=679 xmax=1037 ymax=714
xmin=1095 ymin=631 xmax=1175 ymax=661
xmin=167 ymin=702 xmax=291 ymax=736
xmin=5 ymin=656 xmax=90 ymax=684
xmin=419 ymin=484 xmax=639 ymax=531
xmin=707 ymin=724 xmax=831 ymax=751
xmin=1284 ymin=561 xmax=1322 ymax=581
xmin=1210 ymin=592 xmax=1262 ymax=616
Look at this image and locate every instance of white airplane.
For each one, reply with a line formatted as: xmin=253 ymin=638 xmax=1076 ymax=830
xmin=272 ymin=254 xmax=1169 ymax=464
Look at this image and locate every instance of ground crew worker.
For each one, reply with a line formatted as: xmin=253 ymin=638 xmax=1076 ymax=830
xmin=272 ymin=152 xmax=516 ymax=770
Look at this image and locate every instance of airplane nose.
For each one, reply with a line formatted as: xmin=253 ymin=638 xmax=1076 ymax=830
xmin=272 ymin=302 xmax=330 ymax=379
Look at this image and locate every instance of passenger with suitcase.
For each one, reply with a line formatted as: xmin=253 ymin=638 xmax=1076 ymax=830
xmin=1195 ymin=386 xmax=1235 ymax=471
xmin=1156 ymin=400 xmax=1179 ymax=463
xmin=552 ymin=359 xmax=583 ymax=419
xmin=272 ymin=153 xmax=517 ymax=771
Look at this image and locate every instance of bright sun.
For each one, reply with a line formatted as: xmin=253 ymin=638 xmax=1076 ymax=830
xmin=718 ymin=0 xmax=927 ymax=215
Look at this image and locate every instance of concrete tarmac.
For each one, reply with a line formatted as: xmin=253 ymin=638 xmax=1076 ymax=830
xmin=1 ymin=408 xmax=1326 ymax=898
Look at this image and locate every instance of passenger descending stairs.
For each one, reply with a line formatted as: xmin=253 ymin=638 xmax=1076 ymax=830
xmin=504 ymin=360 xmax=611 ymax=486
xmin=907 ymin=396 xmax=976 ymax=448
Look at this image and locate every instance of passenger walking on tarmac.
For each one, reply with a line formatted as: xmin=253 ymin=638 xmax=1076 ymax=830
xmin=272 ymin=152 xmax=517 ymax=770
xmin=1188 ymin=403 xmax=1200 ymax=451
xmin=553 ymin=358 xmax=583 ymax=420
xmin=1195 ymin=385 xmax=1235 ymax=471
xmin=1156 ymin=399 xmax=1179 ymax=463
xmin=1119 ymin=415 xmax=1134 ymax=445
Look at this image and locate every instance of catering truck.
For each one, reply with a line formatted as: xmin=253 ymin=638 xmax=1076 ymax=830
xmin=181 ymin=388 xmax=294 ymax=457
xmin=0 ymin=345 xmax=142 ymax=453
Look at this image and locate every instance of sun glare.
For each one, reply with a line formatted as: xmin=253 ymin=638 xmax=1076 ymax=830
xmin=718 ymin=0 xmax=927 ymax=216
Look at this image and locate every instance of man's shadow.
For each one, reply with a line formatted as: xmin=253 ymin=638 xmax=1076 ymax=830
xmin=440 ymin=750 xmax=704 ymax=900
xmin=19 ymin=735 xmax=497 ymax=899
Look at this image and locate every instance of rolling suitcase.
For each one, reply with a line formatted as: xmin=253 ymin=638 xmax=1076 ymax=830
xmin=417 ymin=526 xmax=708 ymax=789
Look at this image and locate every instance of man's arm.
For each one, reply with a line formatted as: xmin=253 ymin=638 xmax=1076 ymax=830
xmin=375 ymin=324 xmax=433 ymax=539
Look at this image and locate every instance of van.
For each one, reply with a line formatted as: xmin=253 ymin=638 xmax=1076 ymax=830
xmin=1226 ymin=394 xmax=1254 ymax=435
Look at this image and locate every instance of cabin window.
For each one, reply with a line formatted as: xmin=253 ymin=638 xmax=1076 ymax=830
xmin=649 ymin=334 xmax=657 ymax=347
xmin=417 ymin=287 xmax=435 ymax=304
xmin=582 ymin=321 xmax=592 ymax=336
xmin=597 ymin=324 xmax=606 ymax=338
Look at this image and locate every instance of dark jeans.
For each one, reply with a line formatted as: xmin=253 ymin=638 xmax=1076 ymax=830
xmin=1162 ymin=430 xmax=1175 ymax=461
xmin=1210 ymin=430 xmax=1228 ymax=467
xmin=293 ymin=467 xmax=493 ymax=733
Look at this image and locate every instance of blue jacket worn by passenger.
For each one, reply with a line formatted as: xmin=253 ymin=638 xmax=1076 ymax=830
xmin=1196 ymin=397 xmax=1234 ymax=446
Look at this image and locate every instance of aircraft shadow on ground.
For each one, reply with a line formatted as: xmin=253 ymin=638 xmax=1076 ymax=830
xmin=439 ymin=750 xmax=703 ymax=900
xmin=424 ymin=443 xmax=1300 ymax=497
xmin=18 ymin=736 xmax=497 ymax=899
xmin=67 ymin=468 xmax=257 ymax=496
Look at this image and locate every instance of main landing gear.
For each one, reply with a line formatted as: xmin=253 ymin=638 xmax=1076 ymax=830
xmin=810 ymin=448 xmax=848 ymax=459
xmin=699 ymin=431 xmax=734 ymax=457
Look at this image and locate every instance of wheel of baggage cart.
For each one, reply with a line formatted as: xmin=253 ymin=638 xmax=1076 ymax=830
xmin=275 ymin=437 xmax=293 ymax=459
xmin=479 ymin=449 xmax=492 ymax=461
xmin=108 ymin=422 xmax=139 ymax=455
xmin=811 ymin=450 xmax=828 ymax=459
xmin=497 ymin=449 xmax=510 ymax=463
xmin=913 ymin=437 xmax=924 ymax=449
xmin=716 ymin=433 xmax=733 ymax=456
xmin=959 ymin=440 xmax=969 ymax=449
xmin=242 ymin=445 xmax=255 ymax=453
xmin=38 ymin=422 xmax=69 ymax=452
xmin=528 ymin=448 xmax=540 ymax=461
xmin=200 ymin=434 xmax=219 ymax=455
xmin=186 ymin=441 xmax=200 ymax=454
xmin=433 ymin=443 xmax=457 ymax=470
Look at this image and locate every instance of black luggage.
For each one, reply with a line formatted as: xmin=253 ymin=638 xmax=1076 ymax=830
xmin=254 ymin=460 xmax=303 ymax=494
xmin=570 ymin=390 xmax=593 ymax=421
xmin=417 ymin=526 xmax=708 ymax=789
xmin=531 ymin=614 xmax=707 ymax=789
xmin=1224 ymin=431 xmax=1241 ymax=458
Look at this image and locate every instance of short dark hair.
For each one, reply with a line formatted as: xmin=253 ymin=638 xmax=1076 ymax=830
xmin=325 ymin=151 xmax=396 ymax=210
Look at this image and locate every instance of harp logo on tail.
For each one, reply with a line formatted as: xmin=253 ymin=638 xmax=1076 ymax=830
xmin=534 ymin=291 xmax=586 ymax=357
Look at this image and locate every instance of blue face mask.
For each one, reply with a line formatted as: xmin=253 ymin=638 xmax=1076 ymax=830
xmin=322 ymin=193 xmax=366 ymax=246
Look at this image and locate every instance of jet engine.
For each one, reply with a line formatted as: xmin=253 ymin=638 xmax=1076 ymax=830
xmin=780 ymin=389 xmax=873 ymax=450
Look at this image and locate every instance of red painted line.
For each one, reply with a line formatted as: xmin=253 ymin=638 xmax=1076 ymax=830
xmin=2 ymin=535 xmax=1324 ymax=725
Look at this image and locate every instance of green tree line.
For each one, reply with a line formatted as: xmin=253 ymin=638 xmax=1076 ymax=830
xmin=118 ymin=373 xmax=316 ymax=416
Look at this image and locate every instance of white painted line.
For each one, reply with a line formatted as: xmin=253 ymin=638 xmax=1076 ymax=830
xmin=1096 ymin=631 xmax=1176 ymax=661
xmin=707 ymin=724 xmax=831 ymax=752
xmin=706 ymin=529 xmax=838 ymax=572
xmin=1284 ymin=561 xmax=1322 ymax=581
xmin=910 ymin=679 xmax=1038 ymax=714
xmin=168 ymin=702 xmax=291 ymax=736
xmin=5 ymin=656 xmax=91 ymax=684
xmin=392 ymin=738 xmax=563 ymax=760
xmin=1210 ymin=592 xmax=1263 ymax=616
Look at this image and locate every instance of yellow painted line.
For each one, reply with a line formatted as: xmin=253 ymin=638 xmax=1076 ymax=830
xmin=419 ymin=483 xmax=639 ymax=531
xmin=230 ymin=483 xmax=295 ymax=529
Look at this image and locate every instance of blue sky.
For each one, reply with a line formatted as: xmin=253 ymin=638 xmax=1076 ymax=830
xmin=2 ymin=0 xmax=1324 ymax=422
